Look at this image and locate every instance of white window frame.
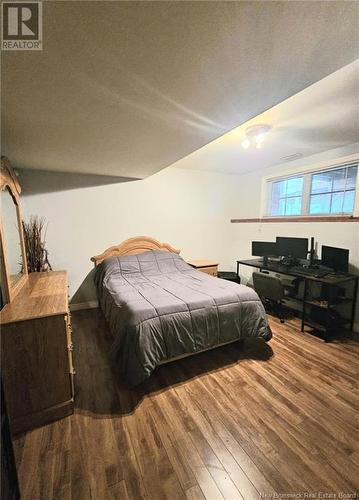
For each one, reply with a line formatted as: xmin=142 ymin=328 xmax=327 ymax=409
xmin=262 ymin=154 xmax=359 ymax=218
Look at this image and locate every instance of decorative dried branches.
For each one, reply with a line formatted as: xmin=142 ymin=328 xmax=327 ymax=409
xmin=22 ymin=216 xmax=52 ymax=272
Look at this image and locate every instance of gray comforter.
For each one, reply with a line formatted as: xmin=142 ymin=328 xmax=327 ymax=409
xmin=95 ymin=250 xmax=272 ymax=386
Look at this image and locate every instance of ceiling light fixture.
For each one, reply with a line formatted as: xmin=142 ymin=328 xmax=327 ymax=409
xmin=241 ymin=124 xmax=271 ymax=150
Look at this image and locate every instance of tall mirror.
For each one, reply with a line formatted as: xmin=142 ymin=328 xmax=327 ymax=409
xmin=0 ymin=157 xmax=28 ymax=303
xmin=1 ymin=188 xmax=24 ymax=286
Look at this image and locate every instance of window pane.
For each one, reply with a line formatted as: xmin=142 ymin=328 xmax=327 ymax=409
xmin=278 ymin=198 xmax=285 ymax=215
xmin=272 ymin=180 xmax=287 ymax=198
xmin=309 ymin=193 xmax=331 ymax=214
xmin=270 ymin=181 xmax=284 ymax=215
xmin=311 ymin=172 xmax=333 ymax=194
xmin=332 ymin=168 xmax=346 ymax=191
xmin=286 ymin=177 xmax=303 ymax=196
xmin=270 ymin=200 xmax=280 ymax=216
xmin=270 ymin=177 xmax=303 ymax=215
xmin=285 ymin=196 xmax=302 ymax=215
xmin=346 ymin=166 xmax=358 ymax=190
xmin=330 ymin=190 xmax=355 ymax=214
xmin=331 ymin=192 xmax=344 ymax=213
xmin=343 ymin=190 xmax=355 ymax=213
xmin=270 ymin=195 xmax=283 ymax=215
xmin=271 ymin=181 xmax=286 ymax=215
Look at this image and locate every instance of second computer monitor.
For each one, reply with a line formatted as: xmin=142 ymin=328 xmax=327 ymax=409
xmin=276 ymin=237 xmax=308 ymax=259
xmin=252 ymin=241 xmax=278 ymax=257
xmin=321 ymin=245 xmax=349 ymax=273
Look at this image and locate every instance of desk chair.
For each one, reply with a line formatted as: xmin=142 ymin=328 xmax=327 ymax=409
xmin=252 ymin=272 xmax=297 ymax=323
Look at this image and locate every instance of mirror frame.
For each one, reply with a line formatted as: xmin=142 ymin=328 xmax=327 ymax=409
xmin=0 ymin=157 xmax=28 ymax=303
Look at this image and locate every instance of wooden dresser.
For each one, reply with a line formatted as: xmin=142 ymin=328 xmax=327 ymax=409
xmin=188 ymin=259 xmax=219 ymax=277
xmin=0 ymin=271 xmax=74 ymax=435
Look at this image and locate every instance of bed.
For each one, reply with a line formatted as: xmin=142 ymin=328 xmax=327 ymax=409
xmin=92 ymin=236 xmax=272 ymax=387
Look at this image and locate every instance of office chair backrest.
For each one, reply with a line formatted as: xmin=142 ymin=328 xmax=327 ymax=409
xmin=252 ymin=272 xmax=284 ymax=302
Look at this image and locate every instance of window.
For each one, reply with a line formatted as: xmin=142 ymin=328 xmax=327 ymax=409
xmin=267 ymin=163 xmax=358 ymax=217
xmin=270 ymin=176 xmax=303 ymax=216
xmin=309 ymin=166 xmax=357 ymax=215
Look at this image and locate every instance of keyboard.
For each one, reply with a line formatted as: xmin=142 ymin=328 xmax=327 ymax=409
xmin=290 ymin=267 xmax=328 ymax=278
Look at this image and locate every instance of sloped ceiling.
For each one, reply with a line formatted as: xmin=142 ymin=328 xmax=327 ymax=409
xmin=171 ymin=60 xmax=359 ymax=175
xmin=1 ymin=1 xmax=359 ymax=178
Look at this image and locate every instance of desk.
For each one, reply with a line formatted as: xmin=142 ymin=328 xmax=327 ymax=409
xmin=237 ymin=259 xmax=359 ymax=337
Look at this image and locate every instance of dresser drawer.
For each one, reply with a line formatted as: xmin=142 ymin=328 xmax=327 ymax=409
xmin=2 ymin=314 xmax=73 ymax=434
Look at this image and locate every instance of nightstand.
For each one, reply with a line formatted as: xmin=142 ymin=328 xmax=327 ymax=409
xmin=188 ymin=260 xmax=219 ymax=277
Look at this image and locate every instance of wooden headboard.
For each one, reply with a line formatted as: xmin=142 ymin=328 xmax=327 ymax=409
xmin=90 ymin=236 xmax=181 ymax=266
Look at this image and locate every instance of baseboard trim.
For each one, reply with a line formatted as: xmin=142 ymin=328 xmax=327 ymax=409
xmin=70 ymin=300 xmax=99 ymax=311
xmin=11 ymin=399 xmax=73 ymax=436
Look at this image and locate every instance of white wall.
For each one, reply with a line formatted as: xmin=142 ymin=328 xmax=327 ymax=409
xmin=225 ymin=143 xmax=359 ymax=328
xmin=20 ymin=167 xmax=239 ymax=303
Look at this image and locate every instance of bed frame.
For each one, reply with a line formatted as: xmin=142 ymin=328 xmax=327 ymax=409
xmin=90 ymin=236 xmax=180 ymax=267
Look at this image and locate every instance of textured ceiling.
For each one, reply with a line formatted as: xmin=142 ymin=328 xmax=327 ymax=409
xmin=172 ymin=60 xmax=359 ymax=175
xmin=2 ymin=1 xmax=359 ymax=178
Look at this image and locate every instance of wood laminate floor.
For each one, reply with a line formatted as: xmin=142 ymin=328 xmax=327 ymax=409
xmin=13 ymin=309 xmax=359 ymax=499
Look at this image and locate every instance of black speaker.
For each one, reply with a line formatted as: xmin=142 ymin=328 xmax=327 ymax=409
xmin=309 ymin=237 xmax=315 ymax=267
xmin=218 ymin=272 xmax=241 ymax=284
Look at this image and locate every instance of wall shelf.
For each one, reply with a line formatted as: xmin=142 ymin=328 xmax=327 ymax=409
xmin=231 ymin=216 xmax=359 ymax=223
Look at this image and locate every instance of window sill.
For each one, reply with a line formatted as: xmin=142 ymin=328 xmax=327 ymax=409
xmin=230 ymin=216 xmax=359 ymax=223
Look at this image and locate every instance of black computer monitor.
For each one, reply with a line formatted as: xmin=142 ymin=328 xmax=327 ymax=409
xmin=276 ymin=237 xmax=308 ymax=259
xmin=321 ymin=245 xmax=349 ymax=273
xmin=252 ymin=241 xmax=279 ymax=258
